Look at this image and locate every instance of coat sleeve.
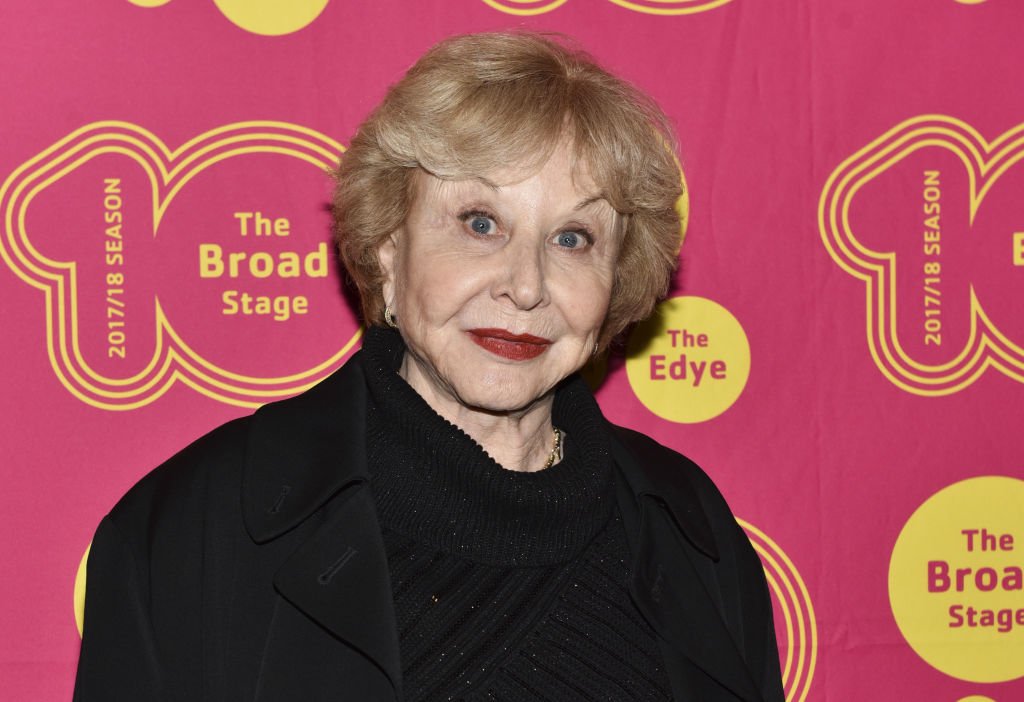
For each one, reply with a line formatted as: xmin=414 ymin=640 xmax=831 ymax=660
xmin=73 ymin=515 xmax=164 ymax=702
xmin=732 ymin=516 xmax=786 ymax=702
xmin=691 ymin=462 xmax=786 ymax=702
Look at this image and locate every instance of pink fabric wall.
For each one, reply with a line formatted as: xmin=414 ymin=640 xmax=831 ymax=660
xmin=2 ymin=1 xmax=1021 ymax=700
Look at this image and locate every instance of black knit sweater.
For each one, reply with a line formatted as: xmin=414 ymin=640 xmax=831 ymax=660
xmin=361 ymin=327 xmax=672 ymax=701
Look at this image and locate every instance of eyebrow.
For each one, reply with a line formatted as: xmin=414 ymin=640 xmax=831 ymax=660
xmin=465 ymin=177 xmax=608 ymax=212
xmin=471 ymin=175 xmax=500 ymax=191
xmin=573 ymin=195 xmax=608 ymax=212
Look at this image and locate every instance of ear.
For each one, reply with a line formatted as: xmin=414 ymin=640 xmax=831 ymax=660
xmin=377 ymin=230 xmax=400 ymax=307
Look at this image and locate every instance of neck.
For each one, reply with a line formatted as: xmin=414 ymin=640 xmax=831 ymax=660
xmin=399 ymin=354 xmax=556 ymax=473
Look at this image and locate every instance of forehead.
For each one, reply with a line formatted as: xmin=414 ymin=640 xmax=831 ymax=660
xmin=412 ymin=140 xmax=607 ymax=206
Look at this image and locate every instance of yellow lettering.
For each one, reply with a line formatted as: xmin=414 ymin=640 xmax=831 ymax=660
xmin=222 ymin=290 xmax=239 ymax=314
xmin=235 ymin=211 xmax=291 ymax=237
xmin=304 ymin=242 xmax=328 ymax=277
xmin=220 ymin=291 xmax=309 ymax=321
xmin=199 ymin=244 xmax=224 ymax=277
xmin=200 ymin=243 xmax=327 ymax=278
xmin=278 ymin=252 xmax=300 ymax=277
xmin=228 ymin=251 xmax=246 ymax=277
xmin=249 ymin=252 xmax=274 ymax=278
xmin=234 ymin=212 xmax=253 ymax=236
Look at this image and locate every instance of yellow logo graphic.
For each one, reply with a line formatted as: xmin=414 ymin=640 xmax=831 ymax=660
xmin=482 ymin=0 xmax=732 ymax=15
xmin=819 ymin=116 xmax=1024 ymax=396
xmin=481 ymin=0 xmax=570 ymax=15
xmin=625 ymin=295 xmax=750 ymax=423
xmin=127 ymin=0 xmax=330 ymax=35
xmin=741 ymin=519 xmax=817 ymax=702
xmin=74 ymin=543 xmax=90 ymax=637
xmin=0 ymin=121 xmax=360 ymax=410
xmin=889 ymin=476 xmax=1024 ymax=684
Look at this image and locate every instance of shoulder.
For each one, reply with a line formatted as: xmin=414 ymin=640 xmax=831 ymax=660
xmin=609 ymin=424 xmax=785 ymax=701
xmin=609 ymin=423 xmax=741 ymax=558
xmin=110 ymin=416 xmax=251 ymax=515
xmin=610 ymin=424 xmax=724 ymax=504
xmin=104 ymin=416 xmax=253 ymax=555
xmin=102 ymin=355 xmax=370 ymax=553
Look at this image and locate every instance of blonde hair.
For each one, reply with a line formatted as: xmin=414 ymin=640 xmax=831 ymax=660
xmin=333 ymin=31 xmax=684 ymax=349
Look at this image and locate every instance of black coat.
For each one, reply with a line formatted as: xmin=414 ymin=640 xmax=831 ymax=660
xmin=74 ymin=354 xmax=784 ymax=702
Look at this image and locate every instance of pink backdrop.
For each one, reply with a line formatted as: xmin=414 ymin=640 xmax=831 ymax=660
xmin=3 ymin=1 xmax=1022 ymax=700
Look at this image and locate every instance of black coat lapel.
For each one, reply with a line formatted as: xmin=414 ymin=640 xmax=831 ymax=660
xmin=254 ymin=581 xmax=397 ymax=702
xmin=265 ymin=485 xmax=402 ymax=700
xmin=241 ymin=354 xmax=403 ymax=699
xmin=630 ymin=502 xmax=763 ymax=702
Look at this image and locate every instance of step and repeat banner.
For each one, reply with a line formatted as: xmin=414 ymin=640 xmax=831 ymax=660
xmin=2 ymin=1 xmax=1021 ymax=700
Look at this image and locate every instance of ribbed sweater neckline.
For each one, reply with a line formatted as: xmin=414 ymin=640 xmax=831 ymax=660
xmin=360 ymin=326 xmax=615 ymax=567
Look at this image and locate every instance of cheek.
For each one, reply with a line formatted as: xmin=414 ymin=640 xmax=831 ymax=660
xmin=397 ymin=255 xmax=476 ymax=324
xmin=559 ymin=268 xmax=615 ymax=332
xmin=578 ymin=299 xmax=612 ymax=340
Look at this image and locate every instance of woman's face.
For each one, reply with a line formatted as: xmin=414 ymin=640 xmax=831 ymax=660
xmin=378 ymin=140 xmax=620 ymax=416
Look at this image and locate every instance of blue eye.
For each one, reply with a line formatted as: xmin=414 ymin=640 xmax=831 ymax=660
xmin=467 ymin=214 xmax=496 ymax=235
xmin=555 ymin=230 xmax=588 ymax=249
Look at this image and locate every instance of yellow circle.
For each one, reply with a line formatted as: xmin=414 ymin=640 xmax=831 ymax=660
xmin=673 ymin=162 xmax=690 ymax=252
xmin=625 ymin=296 xmax=750 ymax=423
xmin=741 ymin=519 xmax=819 ymax=702
xmin=480 ymin=0 xmax=569 ymax=16
xmin=126 ymin=0 xmax=173 ymax=7
xmin=213 ymin=0 xmax=329 ymax=35
xmin=74 ymin=542 xmax=91 ymax=637
xmin=889 ymin=476 xmax=1024 ymax=683
xmin=605 ymin=0 xmax=734 ymax=16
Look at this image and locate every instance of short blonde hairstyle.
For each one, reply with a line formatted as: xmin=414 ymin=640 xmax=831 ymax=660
xmin=333 ymin=31 xmax=684 ymax=349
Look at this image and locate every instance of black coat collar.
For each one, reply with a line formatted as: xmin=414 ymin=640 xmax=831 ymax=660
xmin=609 ymin=425 xmax=720 ymax=562
xmin=242 ymin=355 xmax=372 ymax=544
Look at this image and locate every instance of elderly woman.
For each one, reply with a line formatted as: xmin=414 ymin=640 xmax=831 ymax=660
xmin=75 ymin=32 xmax=783 ymax=702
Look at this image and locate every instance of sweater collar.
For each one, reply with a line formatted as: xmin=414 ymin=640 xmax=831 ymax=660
xmin=360 ymin=326 xmax=614 ymax=566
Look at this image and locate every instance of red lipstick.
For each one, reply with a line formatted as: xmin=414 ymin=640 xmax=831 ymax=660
xmin=467 ymin=328 xmax=552 ymax=361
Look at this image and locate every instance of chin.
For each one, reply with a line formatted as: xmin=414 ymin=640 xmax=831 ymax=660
xmin=454 ymin=367 xmax=556 ymax=414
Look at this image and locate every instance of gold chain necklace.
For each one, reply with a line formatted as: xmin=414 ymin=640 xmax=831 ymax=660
xmin=540 ymin=427 xmax=562 ymax=470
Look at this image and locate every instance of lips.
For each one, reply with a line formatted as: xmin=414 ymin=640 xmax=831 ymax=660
xmin=467 ymin=328 xmax=552 ymax=361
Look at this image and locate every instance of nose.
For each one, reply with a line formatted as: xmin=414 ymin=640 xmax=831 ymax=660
xmin=493 ymin=238 xmax=547 ymax=311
